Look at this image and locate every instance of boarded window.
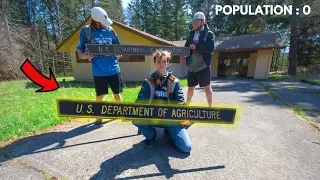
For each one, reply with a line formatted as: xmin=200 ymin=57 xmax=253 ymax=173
xmin=75 ymin=51 xmax=90 ymax=63
xmin=119 ymin=55 xmax=145 ymax=62
xmin=171 ymin=56 xmax=180 ymax=64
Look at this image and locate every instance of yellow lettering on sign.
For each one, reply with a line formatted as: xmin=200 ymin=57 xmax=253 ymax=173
xmin=132 ymin=107 xmax=139 ymax=115
xmin=216 ymin=111 xmax=221 ymax=119
xmin=117 ymin=106 xmax=122 ymax=115
xmin=123 ymin=106 xmax=128 ymax=115
xmin=163 ymin=108 xmax=168 ymax=117
xmin=76 ymin=104 xmax=83 ymax=113
xmin=143 ymin=107 xmax=149 ymax=116
xmin=181 ymin=109 xmax=187 ymax=118
xmin=176 ymin=109 xmax=181 ymax=118
xmin=101 ymin=105 xmax=107 ymax=114
xmin=158 ymin=108 xmax=163 ymax=117
xmin=107 ymin=105 xmax=113 ymax=115
xmin=127 ymin=107 xmax=132 ymax=115
xmin=189 ymin=110 xmax=194 ymax=118
xmin=87 ymin=104 xmax=92 ymax=114
xmin=212 ymin=111 xmax=217 ymax=119
xmin=194 ymin=110 xmax=199 ymax=118
xmin=139 ymin=107 xmax=144 ymax=116
xmin=149 ymin=108 xmax=154 ymax=116
xmin=114 ymin=106 xmax=118 ymax=114
xmin=199 ymin=110 xmax=204 ymax=119
xmin=207 ymin=110 xmax=212 ymax=119
xmin=171 ymin=109 xmax=176 ymax=118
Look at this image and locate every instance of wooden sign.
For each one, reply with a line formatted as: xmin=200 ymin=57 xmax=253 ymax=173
xmin=85 ymin=44 xmax=190 ymax=56
xmin=57 ymin=99 xmax=237 ymax=124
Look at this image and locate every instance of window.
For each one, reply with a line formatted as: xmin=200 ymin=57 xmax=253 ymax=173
xmin=224 ymin=59 xmax=231 ymax=66
xmin=119 ymin=55 xmax=145 ymax=62
xmin=75 ymin=51 xmax=90 ymax=63
xmin=170 ymin=56 xmax=180 ymax=64
xmin=242 ymin=58 xmax=249 ymax=66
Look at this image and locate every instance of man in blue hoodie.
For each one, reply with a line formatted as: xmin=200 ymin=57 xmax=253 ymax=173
xmin=77 ymin=7 xmax=122 ymax=125
xmin=185 ymin=12 xmax=215 ymax=107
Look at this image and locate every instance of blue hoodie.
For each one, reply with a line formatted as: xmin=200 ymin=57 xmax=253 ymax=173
xmin=77 ymin=26 xmax=120 ymax=77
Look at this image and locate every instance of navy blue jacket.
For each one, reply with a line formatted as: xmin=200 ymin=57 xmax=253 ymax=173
xmin=184 ymin=24 xmax=215 ymax=67
xmin=135 ymin=71 xmax=185 ymax=105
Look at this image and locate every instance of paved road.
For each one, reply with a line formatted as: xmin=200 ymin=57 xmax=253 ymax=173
xmin=1 ymin=79 xmax=319 ymax=180
xmin=261 ymin=81 xmax=320 ymax=125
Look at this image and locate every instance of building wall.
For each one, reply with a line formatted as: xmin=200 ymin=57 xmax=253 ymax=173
xmin=167 ymin=56 xmax=186 ymax=78
xmin=69 ymin=40 xmax=185 ymax=81
xmin=211 ymin=52 xmax=219 ymax=77
xmin=254 ymin=49 xmax=273 ymax=79
xmin=247 ymin=52 xmax=257 ymax=77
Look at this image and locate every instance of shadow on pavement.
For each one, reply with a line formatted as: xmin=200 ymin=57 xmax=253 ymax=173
xmin=90 ymin=134 xmax=225 ymax=180
xmin=194 ymin=79 xmax=282 ymax=106
xmin=0 ymin=121 xmax=136 ymax=165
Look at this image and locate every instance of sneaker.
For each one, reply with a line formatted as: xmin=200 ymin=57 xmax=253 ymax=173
xmin=94 ymin=119 xmax=103 ymax=125
xmin=137 ymin=129 xmax=142 ymax=135
xmin=144 ymin=128 xmax=157 ymax=149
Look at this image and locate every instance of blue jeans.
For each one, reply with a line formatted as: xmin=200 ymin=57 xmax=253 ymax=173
xmin=133 ymin=121 xmax=192 ymax=153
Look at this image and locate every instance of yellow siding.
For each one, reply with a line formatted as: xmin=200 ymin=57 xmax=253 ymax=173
xmin=112 ymin=26 xmax=164 ymax=46
xmin=254 ymin=49 xmax=273 ymax=79
xmin=211 ymin=52 xmax=219 ymax=77
xmin=66 ymin=24 xmax=185 ymax=81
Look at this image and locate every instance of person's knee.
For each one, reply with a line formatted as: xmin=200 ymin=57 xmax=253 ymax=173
xmin=132 ymin=120 xmax=148 ymax=127
xmin=204 ymin=85 xmax=212 ymax=93
xmin=188 ymin=86 xmax=195 ymax=92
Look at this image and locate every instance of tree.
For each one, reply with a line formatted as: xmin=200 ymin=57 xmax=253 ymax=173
xmin=288 ymin=0 xmax=300 ymax=75
xmin=98 ymin=0 xmax=125 ymax=22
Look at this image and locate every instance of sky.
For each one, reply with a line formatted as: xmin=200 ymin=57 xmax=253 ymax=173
xmin=122 ymin=0 xmax=131 ymax=10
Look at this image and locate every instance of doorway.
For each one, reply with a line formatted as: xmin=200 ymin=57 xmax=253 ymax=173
xmin=218 ymin=52 xmax=251 ymax=77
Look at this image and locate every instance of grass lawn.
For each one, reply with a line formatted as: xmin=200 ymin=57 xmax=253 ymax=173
xmin=0 ymin=77 xmax=187 ymax=142
xmin=268 ymin=73 xmax=320 ymax=84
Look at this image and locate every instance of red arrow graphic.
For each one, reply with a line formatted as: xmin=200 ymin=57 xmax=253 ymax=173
xmin=20 ymin=59 xmax=59 ymax=92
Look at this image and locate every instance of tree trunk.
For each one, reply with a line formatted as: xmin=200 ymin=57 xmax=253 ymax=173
xmin=42 ymin=11 xmax=50 ymax=51
xmin=288 ymin=0 xmax=299 ymax=75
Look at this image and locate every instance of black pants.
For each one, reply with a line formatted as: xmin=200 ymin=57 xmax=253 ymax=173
xmin=93 ymin=73 xmax=123 ymax=96
xmin=187 ymin=67 xmax=211 ymax=87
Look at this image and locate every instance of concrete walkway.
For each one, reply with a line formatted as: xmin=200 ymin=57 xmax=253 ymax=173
xmin=1 ymin=79 xmax=319 ymax=180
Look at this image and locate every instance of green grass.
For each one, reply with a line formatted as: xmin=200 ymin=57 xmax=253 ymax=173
xmin=0 ymin=76 xmax=188 ymax=142
xmin=268 ymin=73 xmax=320 ymax=84
xmin=311 ymin=79 xmax=320 ymax=84
xmin=291 ymin=107 xmax=303 ymax=116
xmin=0 ymin=78 xmax=139 ymax=142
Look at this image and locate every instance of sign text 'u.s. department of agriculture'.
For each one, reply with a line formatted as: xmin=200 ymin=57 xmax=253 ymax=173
xmin=57 ymin=100 xmax=237 ymax=124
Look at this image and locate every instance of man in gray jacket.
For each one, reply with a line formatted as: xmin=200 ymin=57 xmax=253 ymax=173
xmin=185 ymin=12 xmax=215 ymax=107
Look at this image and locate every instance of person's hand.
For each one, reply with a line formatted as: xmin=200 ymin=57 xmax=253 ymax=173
xmin=83 ymin=54 xmax=94 ymax=61
xmin=115 ymin=54 xmax=122 ymax=59
xmin=189 ymin=44 xmax=196 ymax=50
xmin=80 ymin=53 xmax=94 ymax=61
xmin=83 ymin=49 xmax=94 ymax=60
xmin=180 ymin=120 xmax=191 ymax=128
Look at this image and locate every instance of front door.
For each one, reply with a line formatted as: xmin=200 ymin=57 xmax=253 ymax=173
xmin=218 ymin=52 xmax=251 ymax=77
